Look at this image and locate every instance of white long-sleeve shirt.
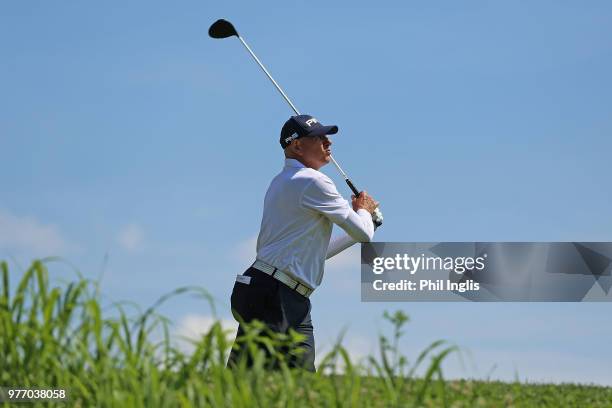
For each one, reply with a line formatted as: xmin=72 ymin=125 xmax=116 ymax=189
xmin=256 ymin=158 xmax=374 ymax=289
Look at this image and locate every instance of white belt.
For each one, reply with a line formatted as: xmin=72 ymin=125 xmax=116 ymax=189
xmin=251 ymin=260 xmax=314 ymax=298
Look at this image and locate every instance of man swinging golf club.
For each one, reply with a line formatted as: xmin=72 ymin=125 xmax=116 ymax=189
xmin=207 ymin=18 xmax=382 ymax=370
xmin=228 ymin=114 xmax=380 ymax=371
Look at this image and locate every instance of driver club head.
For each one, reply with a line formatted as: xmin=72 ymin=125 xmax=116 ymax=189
xmin=209 ymin=19 xmax=238 ymax=39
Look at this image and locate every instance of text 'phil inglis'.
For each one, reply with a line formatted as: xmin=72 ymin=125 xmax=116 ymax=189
xmin=421 ymin=279 xmax=480 ymax=292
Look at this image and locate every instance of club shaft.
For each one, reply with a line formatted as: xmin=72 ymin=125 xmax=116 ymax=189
xmin=238 ymin=35 xmax=373 ymax=207
xmin=238 ymin=36 xmax=300 ymax=115
xmin=329 ymin=156 xmax=359 ymax=195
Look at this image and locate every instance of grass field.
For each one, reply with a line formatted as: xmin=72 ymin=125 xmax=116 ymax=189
xmin=1 ymin=260 xmax=611 ymax=407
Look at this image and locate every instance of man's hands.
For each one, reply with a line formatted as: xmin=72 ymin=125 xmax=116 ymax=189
xmin=351 ymin=191 xmax=379 ymax=214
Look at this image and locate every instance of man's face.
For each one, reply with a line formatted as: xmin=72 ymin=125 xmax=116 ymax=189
xmin=296 ymin=134 xmax=332 ymax=170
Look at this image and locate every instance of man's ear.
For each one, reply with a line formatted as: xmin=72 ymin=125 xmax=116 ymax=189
xmin=291 ymin=140 xmax=303 ymax=155
xmin=284 ymin=142 xmax=300 ymax=159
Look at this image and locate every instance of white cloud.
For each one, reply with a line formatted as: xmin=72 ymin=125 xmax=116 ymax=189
xmin=0 ymin=208 xmax=69 ymax=257
xmin=177 ymin=314 xmax=239 ymax=339
xmin=117 ymin=224 xmax=144 ymax=252
xmin=175 ymin=313 xmax=239 ymax=354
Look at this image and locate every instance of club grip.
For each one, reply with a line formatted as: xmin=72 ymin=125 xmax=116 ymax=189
xmin=345 ymin=179 xmax=383 ymax=228
xmin=345 ymin=179 xmax=360 ymax=196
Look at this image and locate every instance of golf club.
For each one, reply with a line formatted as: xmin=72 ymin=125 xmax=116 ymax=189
xmin=209 ymin=18 xmax=383 ymax=227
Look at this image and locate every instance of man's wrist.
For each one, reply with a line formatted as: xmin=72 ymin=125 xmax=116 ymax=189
xmin=356 ymin=208 xmax=372 ymax=217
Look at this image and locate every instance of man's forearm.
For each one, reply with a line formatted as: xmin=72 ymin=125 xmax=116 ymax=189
xmin=326 ymin=209 xmax=374 ymax=259
xmin=326 ymin=233 xmax=356 ymax=259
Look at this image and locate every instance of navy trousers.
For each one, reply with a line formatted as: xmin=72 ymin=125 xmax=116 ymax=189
xmin=227 ymin=267 xmax=316 ymax=372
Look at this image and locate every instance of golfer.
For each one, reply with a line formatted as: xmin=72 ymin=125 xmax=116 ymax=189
xmin=228 ymin=114 xmax=379 ymax=372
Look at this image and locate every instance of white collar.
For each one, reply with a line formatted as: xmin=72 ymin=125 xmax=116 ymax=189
xmin=284 ymin=158 xmax=306 ymax=169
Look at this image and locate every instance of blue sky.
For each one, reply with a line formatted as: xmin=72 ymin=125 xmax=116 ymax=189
xmin=1 ymin=1 xmax=611 ymax=385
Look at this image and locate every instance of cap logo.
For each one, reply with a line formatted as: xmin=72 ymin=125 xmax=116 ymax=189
xmin=284 ymin=132 xmax=299 ymax=144
xmin=305 ymin=118 xmax=318 ymax=127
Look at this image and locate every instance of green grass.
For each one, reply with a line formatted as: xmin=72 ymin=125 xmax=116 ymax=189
xmin=1 ymin=260 xmax=611 ymax=407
